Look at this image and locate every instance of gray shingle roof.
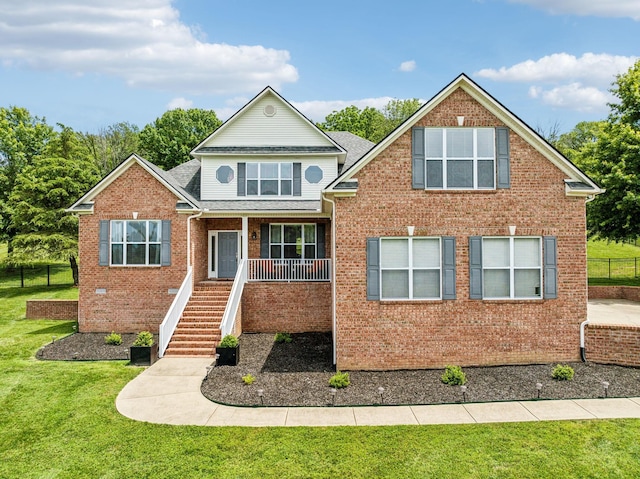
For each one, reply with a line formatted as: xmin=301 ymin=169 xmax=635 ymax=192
xmin=325 ymin=131 xmax=375 ymax=173
xmin=565 ymin=181 xmax=597 ymax=191
xmin=168 ymin=159 xmax=201 ymax=199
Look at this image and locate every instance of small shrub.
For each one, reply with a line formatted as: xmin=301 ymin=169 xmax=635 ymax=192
xmin=329 ymin=371 xmax=350 ymax=389
xmin=274 ymin=332 xmax=293 ymax=343
xmin=219 ymin=334 xmax=239 ymax=348
xmin=242 ymin=374 xmax=255 ymax=385
xmin=441 ymin=365 xmax=467 ymax=386
xmin=104 ymin=332 xmax=122 ymax=346
xmin=552 ymin=364 xmax=575 ymax=381
xmin=132 ymin=331 xmax=154 ymax=347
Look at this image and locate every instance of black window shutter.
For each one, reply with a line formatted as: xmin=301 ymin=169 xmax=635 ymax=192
xmin=412 ymin=127 xmax=425 ymax=189
xmin=442 ymin=236 xmax=456 ymax=300
xmin=366 ymin=237 xmax=380 ymax=300
xmin=237 ymin=162 xmax=246 ymax=196
xmin=99 ymin=220 xmax=109 ymax=266
xmin=161 ymin=220 xmax=171 ymax=266
xmin=293 ymin=163 xmax=302 ymax=196
xmin=260 ymin=224 xmax=269 ymax=258
xmin=469 ymin=236 xmax=483 ymax=299
xmin=496 ymin=127 xmax=511 ymax=189
xmin=316 ymin=223 xmax=326 ymax=259
xmin=543 ymin=236 xmax=558 ymax=299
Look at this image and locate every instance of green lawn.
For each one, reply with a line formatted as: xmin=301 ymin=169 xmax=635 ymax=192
xmin=587 ymin=239 xmax=640 ymax=258
xmin=1 ymin=287 xmax=640 ymax=477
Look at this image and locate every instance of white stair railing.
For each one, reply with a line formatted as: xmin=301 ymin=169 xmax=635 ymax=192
xmin=158 ymin=266 xmax=193 ymax=357
xmin=220 ymin=259 xmax=247 ymax=338
xmin=247 ymin=258 xmax=331 ymax=282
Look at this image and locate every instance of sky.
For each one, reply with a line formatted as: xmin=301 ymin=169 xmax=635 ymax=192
xmin=0 ymin=0 xmax=638 ymax=135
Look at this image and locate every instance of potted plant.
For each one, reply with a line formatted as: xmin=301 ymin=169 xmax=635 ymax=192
xmin=216 ymin=334 xmax=239 ymax=366
xmin=129 ymin=331 xmax=158 ymax=366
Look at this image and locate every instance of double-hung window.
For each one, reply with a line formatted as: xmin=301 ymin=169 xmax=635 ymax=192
xmin=246 ymin=162 xmax=292 ymax=196
xmin=269 ymin=224 xmax=317 ymax=259
xmin=380 ymin=237 xmax=441 ymax=300
xmin=110 ymin=220 xmax=161 ymax=266
xmin=482 ymin=237 xmax=542 ymax=299
xmin=425 ymin=128 xmax=495 ymax=189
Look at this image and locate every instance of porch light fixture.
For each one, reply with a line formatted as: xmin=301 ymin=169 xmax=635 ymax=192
xmin=257 ymin=389 xmax=265 ymax=406
xmin=603 ymin=381 xmax=610 ymax=398
xmin=508 ymin=225 xmax=516 ymax=236
xmin=460 ymin=385 xmax=467 ymax=402
xmin=536 ymin=382 xmax=543 ymax=399
xmin=330 ymin=387 xmax=337 ymax=406
xmin=251 ymin=231 xmax=257 ymax=240
xmin=378 ymin=386 xmax=385 ymax=404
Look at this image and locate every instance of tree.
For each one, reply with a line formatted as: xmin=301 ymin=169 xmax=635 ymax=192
xmin=0 ymin=107 xmax=55 ymax=248
xmin=139 ymin=109 xmax=221 ymax=170
xmin=318 ymin=98 xmax=421 ymax=143
xmin=80 ymin=122 xmax=140 ymax=175
xmin=6 ymin=156 xmax=100 ymax=284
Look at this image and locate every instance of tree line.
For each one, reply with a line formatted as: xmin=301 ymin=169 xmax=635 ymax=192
xmin=1 ymin=61 xmax=639 ymax=281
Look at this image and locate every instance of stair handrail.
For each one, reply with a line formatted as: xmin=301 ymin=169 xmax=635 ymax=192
xmin=220 ymin=258 xmax=247 ymax=338
xmin=159 ymin=266 xmax=193 ymax=358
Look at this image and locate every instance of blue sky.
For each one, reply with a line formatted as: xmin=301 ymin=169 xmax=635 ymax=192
xmin=1 ymin=0 xmax=638 ymax=135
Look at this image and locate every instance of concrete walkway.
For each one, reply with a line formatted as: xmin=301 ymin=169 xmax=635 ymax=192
xmin=116 ymin=357 xmax=640 ymax=427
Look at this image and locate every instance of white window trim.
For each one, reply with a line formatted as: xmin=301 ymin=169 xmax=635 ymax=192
xmin=110 ymin=220 xmax=162 ymax=267
xmin=380 ymin=236 xmax=442 ymax=301
xmin=269 ymin=223 xmax=317 ymax=259
xmin=425 ymin=127 xmax=496 ymax=190
xmin=482 ymin=236 xmax=543 ymax=300
xmin=246 ymin=162 xmax=293 ymax=197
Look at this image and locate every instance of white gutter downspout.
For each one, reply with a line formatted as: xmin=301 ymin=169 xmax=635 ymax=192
xmin=186 ymin=210 xmax=203 ymax=268
xmin=580 ymin=193 xmax=596 ymax=362
xmin=322 ymin=192 xmax=337 ymax=366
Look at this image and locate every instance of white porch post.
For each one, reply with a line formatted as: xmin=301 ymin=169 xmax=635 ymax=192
xmin=241 ymin=216 xmax=249 ymax=260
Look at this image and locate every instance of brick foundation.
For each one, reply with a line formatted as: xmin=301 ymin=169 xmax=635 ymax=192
xmin=26 ymin=300 xmax=78 ymax=320
xmin=242 ymin=282 xmax=331 ymax=333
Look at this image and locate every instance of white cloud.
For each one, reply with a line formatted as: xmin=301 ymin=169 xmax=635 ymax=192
xmin=0 ymin=0 xmax=298 ymax=95
xmin=507 ymin=0 xmax=640 ymax=20
xmin=292 ymin=97 xmax=395 ymax=123
xmin=166 ymin=97 xmax=193 ymax=110
xmin=475 ymin=52 xmax=637 ymax=112
xmin=399 ymin=60 xmax=416 ymax=72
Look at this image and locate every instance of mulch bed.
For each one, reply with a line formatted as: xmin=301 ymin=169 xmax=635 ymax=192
xmin=39 ymin=332 xmax=640 ymax=407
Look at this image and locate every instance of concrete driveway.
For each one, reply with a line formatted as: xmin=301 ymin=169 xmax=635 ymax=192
xmin=588 ymin=299 xmax=640 ymax=326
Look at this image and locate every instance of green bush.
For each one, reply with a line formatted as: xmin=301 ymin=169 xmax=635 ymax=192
xmin=274 ymin=332 xmax=293 ymax=343
xmin=329 ymin=371 xmax=350 ymax=389
xmin=441 ymin=365 xmax=467 ymax=386
xmin=132 ymin=331 xmax=154 ymax=347
xmin=104 ymin=332 xmax=122 ymax=346
xmin=552 ymin=364 xmax=575 ymax=381
xmin=219 ymin=334 xmax=239 ymax=348
xmin=242 ymin=374 xmax=256 ymax=385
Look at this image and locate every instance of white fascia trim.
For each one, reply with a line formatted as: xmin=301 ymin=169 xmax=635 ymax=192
xmin=200 ymin=211 xmax=331 ymax=218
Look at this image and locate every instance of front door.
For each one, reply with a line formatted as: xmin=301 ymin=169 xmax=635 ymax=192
xmin=218 ymin=232 xmax=238 ymax=278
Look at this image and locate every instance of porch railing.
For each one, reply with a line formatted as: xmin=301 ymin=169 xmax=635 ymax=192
xmin=158 ymin=266 xmax=193 ymax=358
xmin=247 ymin=258 xmax=331 ymax=282
xmin=220 ymin=258 xmax=247 ymax=338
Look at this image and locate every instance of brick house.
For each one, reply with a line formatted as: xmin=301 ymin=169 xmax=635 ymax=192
xmin=68 ymin=74 xmax=602 ymax=370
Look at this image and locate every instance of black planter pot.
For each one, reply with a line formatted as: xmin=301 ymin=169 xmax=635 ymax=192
xmin=130 ymin=344 xmax=158 ymax=366
xmin=216 ymin=345 xmax=239 ymax=366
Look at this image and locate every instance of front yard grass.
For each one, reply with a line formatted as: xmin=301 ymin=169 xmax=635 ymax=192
xmin=2 ymin=286 xmax=640 ymax=478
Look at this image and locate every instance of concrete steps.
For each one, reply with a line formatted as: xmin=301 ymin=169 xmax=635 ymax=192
xmin=163 ymin=282 xmax=232 ymax=357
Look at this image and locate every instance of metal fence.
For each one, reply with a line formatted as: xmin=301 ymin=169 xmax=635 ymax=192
xmin=588 ymin=257 xmax=639 ymax=279
xmin=0 ymin=264 xmax=75 ymax=288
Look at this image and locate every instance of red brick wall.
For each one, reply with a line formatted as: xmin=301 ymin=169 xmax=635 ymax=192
xmin=78 ymin=163 xmax=188 ymax=333
xmin=242 ymin=282 xmax=331 ymax=332
xmin=589 ymin=286 xmax=640 ymax=301
xmin=334 ymin=88 xmax=589 ymax=370
xmin=26 ymin=300 xmax=78 ymax=320
xmin=586 ymin=324 xmax=640 ymax=367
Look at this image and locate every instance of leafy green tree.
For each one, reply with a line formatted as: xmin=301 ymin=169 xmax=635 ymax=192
xmin=318 ymin=98 xmax=421 ymax=143
xmin=0 ymin=107 xmax=55 ymax=248
xmin=6 ymin=156 xmax=100 ymax=284
xmin=80 ymin=122 xmax=140 ymax=175
xmin=139 ymin=109 xmax=221 ymax=170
